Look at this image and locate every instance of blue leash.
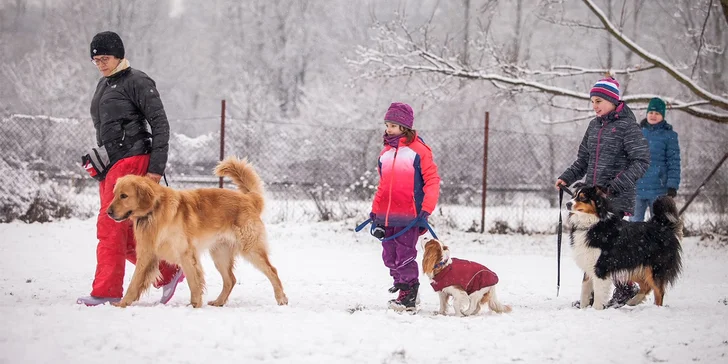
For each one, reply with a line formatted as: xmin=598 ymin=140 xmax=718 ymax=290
xmin=355 ymin=216 xmax=438 ymax=241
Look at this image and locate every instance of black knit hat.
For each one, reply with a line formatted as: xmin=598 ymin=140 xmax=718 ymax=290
xmin=90 ymin=31 xmax=125 ymax=59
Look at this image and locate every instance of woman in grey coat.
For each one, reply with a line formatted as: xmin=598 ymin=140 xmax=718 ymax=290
xmin=554 ymin=77 xmax=650 ymax=308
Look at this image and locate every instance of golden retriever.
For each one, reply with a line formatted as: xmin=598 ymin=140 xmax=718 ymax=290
xmin=422 ymin=238 xmax=511 ymax=316
xmin=107 ymin=156 xmax=288 ymax=308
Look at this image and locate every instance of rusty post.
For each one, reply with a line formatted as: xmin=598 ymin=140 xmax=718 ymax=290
xmin=481 ymin=111 xmax=490 ymax=233
xmin=219 ymin=99 xmax=226 ymax=188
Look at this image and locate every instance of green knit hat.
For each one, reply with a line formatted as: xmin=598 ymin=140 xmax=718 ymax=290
xmin=647 ymin=97 xmax=666 ymax=117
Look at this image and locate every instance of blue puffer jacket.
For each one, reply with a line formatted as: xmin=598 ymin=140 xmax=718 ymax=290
xmin=635 ymin=119 xmax=681 ymax=199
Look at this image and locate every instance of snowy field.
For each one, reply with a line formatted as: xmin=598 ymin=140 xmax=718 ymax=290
xmin=1 ymin=217 xmax=728 ymax=364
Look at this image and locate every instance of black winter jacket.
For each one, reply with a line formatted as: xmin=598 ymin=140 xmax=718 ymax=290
xmin=559 ymin=102 xmax=650 ymax=215
xmin=90 ymin=67 xmax=169 ymax=175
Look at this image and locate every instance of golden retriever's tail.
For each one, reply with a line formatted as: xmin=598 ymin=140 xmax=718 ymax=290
xmin=214 ymin=156 xmax=264 ymax=212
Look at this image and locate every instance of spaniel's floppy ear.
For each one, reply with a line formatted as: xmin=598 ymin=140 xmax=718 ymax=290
xmin=135 ymin=178 xmax=157 ymax=212
xmin=421 ymin=239 xmax=443 ymax=275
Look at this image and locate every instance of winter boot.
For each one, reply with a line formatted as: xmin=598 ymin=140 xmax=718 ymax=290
xmin=76 ymin=296 xmax=121 ymax=306
xmin=607 ymin=282 xmax=639 ymax=308
xmin=159 ymin=269 xmax=186 ymax=304
xmin=387 ymin=283 xmax=410 ymax=309
xmin=400 ymin=282 xmax=420 ymax=313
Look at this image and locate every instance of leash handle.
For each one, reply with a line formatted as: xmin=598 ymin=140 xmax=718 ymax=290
xmin=354 ymin=216 xmax=438 ymax=241
xmin=556 ymin=187 xmax=564 ymax=297
xmin=558 ymin=184 xmax=574 ymax=197
xmin=380 ymin=218 xmax=419 ymax=241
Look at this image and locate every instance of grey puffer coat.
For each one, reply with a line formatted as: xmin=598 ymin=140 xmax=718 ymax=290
xmin=559 ymin=102 xmax=650 ymax=215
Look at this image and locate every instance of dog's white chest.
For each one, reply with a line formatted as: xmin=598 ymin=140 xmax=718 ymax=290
xmin=571 ymin=230 xmax=600 ymax=274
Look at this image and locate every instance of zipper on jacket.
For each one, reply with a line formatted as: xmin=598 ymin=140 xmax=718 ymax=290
xmin=384 ymin=148 xmax=398 ymax=226
xmin=593 ymin=123 xmax=607 ymax=185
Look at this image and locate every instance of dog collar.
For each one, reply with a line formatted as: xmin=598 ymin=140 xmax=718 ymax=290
xmin=433 ymin=251 xmax=451 ymax=270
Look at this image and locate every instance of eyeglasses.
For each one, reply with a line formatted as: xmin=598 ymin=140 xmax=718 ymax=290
xmin=91 ymin=56 xmax=114 ymax=65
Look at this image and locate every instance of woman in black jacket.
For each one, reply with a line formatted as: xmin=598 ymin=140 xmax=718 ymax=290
xmin=77 ymin=31 xmax=183 ymax=306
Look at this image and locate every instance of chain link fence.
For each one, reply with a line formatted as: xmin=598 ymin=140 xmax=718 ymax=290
xmin=2 ymin=113 xmax=726 ymax=234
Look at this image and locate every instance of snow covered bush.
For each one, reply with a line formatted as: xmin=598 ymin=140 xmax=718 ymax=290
xmin=19 ymin=181 xmax=74 ymax=223
xmin=0 ymin=157 xmax=36 ymax=223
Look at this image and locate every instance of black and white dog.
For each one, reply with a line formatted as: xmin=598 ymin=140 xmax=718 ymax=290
xmin=566 ymin=185 xmax=683 ymax=309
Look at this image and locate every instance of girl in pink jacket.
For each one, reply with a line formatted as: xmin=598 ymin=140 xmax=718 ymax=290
xmin=370 ymin=102 xmax=441 ymax=312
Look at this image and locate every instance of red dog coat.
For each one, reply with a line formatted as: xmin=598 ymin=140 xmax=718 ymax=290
xmin=430 ymin=258 xmax=499 ymax=295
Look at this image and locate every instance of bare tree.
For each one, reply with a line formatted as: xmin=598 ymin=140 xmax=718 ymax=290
xmin=350 ymin=0 xmax=728 ymax=124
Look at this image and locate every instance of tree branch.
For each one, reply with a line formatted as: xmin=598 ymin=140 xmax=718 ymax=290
xmin=352 ymin=45 xmax=728 ymax=124
xmin=583 ymin=0 xmax=728 ymax=110
xmin=520 ymin=64 xmax=657 ymax=78
xmin=539 ymin=114 xmax=595 ymax=124
xmin=691 ymin=0 xmax=713 ymax=78
xmin=535 ymin=14 xmax=604 ymax=30
xmin=352 ymin=3 xmax=728 ymax=125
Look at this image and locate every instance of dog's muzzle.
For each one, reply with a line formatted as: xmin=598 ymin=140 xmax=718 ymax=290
xmin=107 ymin=209 xmax=132 ymax=222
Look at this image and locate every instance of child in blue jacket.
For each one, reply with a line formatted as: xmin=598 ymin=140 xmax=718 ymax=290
xmin=632 ymin=98 xmax=681 ymax=222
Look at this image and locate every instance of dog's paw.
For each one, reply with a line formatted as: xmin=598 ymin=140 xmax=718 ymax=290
xmin=207 ymin=299 xmax=226 ymax=307
xmin=276 ymin=295 xmax=289 ymax=306
xmin=112 ymin=300 xmax=130 ymax=308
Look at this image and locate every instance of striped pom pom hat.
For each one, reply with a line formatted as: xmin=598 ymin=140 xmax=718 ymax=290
xmin=590 ymin=77 xmax=621 ymax=106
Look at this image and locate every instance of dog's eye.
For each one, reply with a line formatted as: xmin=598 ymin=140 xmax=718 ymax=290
xmin=120 ymin=194 xmax=128 ymax=199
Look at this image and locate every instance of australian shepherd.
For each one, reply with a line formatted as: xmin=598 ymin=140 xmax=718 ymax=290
xmin=567 ymin=185 xmax=682 ymax=309
xmin=107 ymin=156 xmax=288 ymax=308
xmin=422 ymin=238 xmax=511 ymax=316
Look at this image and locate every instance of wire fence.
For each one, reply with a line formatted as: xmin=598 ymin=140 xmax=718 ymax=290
xmin=1 ymin=113 xmax=727 ymax=235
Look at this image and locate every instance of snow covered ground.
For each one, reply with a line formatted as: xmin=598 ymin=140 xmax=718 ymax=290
xmin=1 ymin=217 xmax=727 ymax=364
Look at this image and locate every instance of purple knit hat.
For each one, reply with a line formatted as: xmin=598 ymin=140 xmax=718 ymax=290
xmin=384 ymin=102 xmax=414 ymax=129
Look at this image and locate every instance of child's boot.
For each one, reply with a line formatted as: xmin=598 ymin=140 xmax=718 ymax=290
xmin=387 ymin=283 xmax=410 ymax=310
xmin=400 ymin=282 xmax=420 ymax=313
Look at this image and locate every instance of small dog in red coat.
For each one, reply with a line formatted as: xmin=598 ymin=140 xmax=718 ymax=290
xmin=422 ymin=238 xmax=511 ymax=316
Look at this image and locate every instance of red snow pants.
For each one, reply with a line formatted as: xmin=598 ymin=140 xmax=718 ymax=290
xmin=90 ymin=154 xmax=178 ymax=298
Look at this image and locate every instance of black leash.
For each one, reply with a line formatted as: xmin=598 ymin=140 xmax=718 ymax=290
xmin=163 ymin=173 xmax=169 ymax=187
xmin=555 ymin=184 xmax=572 ymax=297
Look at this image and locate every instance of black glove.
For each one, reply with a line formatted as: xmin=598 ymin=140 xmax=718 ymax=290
xmin=667 ymin=188 xmax=677 ymax=197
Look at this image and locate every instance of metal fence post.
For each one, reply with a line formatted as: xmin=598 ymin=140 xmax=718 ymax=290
xmin=481 ymin=111 xmax=490 ymax=233
xmin=219 ymin=99 xmax=226 ymax=188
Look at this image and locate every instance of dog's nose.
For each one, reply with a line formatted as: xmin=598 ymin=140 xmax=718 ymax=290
xmin=106 ymin=208 xmax=114 ymax=217
xmin=565 ymin=202 xmax=573 ymax=210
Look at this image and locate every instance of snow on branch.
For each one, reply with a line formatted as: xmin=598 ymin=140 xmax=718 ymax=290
xmin=583 ymin=0 xmax=728 ymax=111
xmin=541 ymin=64 xmax=658 ymax=77
xmin=350 ymin=8 xmax=728 ymax=125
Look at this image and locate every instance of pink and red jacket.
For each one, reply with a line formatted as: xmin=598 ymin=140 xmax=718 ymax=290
xmin=371 ymin=133 xmax=440 ymax=228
